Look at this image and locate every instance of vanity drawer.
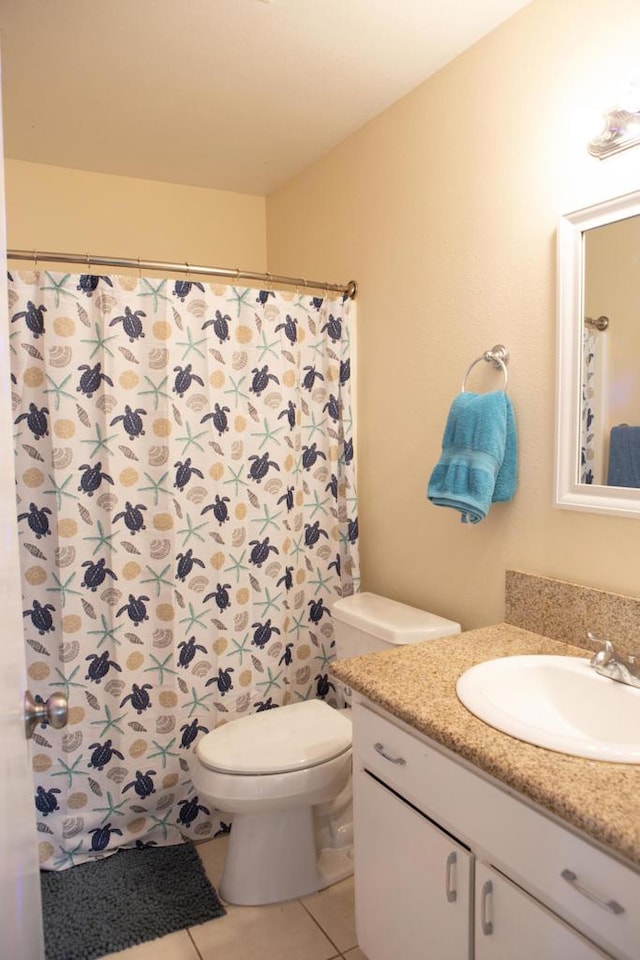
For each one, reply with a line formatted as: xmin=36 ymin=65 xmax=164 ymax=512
xmin=481 ymin=787 xmax=640 ymax=960
xmin=352 ymin=700 xmax=436 ymax=806
xmin=352 ymin=702 xmax=640 ymax=960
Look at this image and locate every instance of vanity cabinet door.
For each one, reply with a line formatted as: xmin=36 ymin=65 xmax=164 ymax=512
xmin=475 ymin=863 xmax=609 ymax=960
xmin=354 ymin=769 xmax=472 ymax=960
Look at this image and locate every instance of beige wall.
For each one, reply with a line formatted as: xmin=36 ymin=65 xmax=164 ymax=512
xmin=266 ymin=0 xmax=640 ymax=629
xmin=5 ymin=159 xmax=267 ymax=269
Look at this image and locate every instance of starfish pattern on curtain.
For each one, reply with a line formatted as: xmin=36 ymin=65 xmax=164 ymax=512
xmin=9 ymin=269 xmax=359 ymax=869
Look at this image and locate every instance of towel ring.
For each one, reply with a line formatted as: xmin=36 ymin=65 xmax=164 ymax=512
xmin=462 ymin=344 xmax=509 ymax=393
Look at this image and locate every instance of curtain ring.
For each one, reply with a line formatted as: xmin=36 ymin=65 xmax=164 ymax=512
xmin=235 ymin=268 xmax=240 ymax=280
xmin=184 ymin=261 xmax=190 ymax=280
xmin=86 ymin=252 xmax=92 ymax=274
xmin=265 ymin=271 xmax=272 ymax=290
xmin=32 ymin=249 xmax=38 ymax=269
xmin=137 ymin=257 xmax=142 ymax=279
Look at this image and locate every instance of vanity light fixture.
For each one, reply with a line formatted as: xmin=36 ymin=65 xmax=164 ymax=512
xmin=588 ymin=77 xmax=640 ymax=159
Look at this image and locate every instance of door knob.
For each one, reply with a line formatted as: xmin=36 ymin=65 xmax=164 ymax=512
xmin=24 ymin=690 xmax=68 ymax=739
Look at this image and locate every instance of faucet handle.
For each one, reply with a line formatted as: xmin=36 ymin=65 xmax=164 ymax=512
xmin=587 ymin=631 xmax=617 ymax=667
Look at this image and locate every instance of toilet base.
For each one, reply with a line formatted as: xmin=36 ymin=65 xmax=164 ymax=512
xmin=221 ymin=805 xmax=324 ymax=905
xmin=318 ymin=844 xmax=354 ymax=887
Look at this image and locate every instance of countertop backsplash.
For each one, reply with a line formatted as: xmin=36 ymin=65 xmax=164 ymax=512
xmin=505 ymin=570 xmax=640 ymax=661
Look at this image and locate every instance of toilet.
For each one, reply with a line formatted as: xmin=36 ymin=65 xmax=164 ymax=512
xmin=190 ymin=592 xmax=460 ymax=905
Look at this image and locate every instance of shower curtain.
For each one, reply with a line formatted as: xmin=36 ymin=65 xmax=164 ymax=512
xmin=581 ymin=327 xmax=597 ymax=484
xmin=9 ymin=269 xmax=359 ymax=869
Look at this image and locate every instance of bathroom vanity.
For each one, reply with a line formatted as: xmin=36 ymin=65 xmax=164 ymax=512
xmin=332 ymin=624 xmax=640 ymax=960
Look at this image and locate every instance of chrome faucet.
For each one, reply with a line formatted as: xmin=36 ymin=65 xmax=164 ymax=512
xmin=588 ymin=631 xmax=640 ymax=689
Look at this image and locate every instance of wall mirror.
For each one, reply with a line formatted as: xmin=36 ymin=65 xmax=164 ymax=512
xmin=556 ymin=189 xmax=640 ymax=518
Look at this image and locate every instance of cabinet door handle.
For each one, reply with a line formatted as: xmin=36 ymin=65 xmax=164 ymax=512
xmin=480 ymin=880 xmax=493 ymax=935
xmin=373 ymin=742 xmax=407 ymax=765
xmin=560 ymin=869 xmax=625 ymax=915
xmin=445 ymin=851 xmax=457 ymax=903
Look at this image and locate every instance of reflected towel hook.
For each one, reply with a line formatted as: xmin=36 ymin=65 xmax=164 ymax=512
xmin=462 ymin=344 xmax=509 ymax=393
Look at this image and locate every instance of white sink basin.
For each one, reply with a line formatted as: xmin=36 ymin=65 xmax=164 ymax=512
xmin=456 ymin=655 xmax=640 ymax=763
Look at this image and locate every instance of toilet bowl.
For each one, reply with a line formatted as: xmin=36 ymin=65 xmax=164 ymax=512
xmin=190 ymin=592 xmax=460 ymax=906
xmin=191 ymin=699 xmax=353 ymax=905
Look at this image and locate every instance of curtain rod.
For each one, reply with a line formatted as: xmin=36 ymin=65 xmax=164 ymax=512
xmin=585 ymin=314 xmax=609 ymax=331
xmin=7 ymin=248 xmax=358 ymax=300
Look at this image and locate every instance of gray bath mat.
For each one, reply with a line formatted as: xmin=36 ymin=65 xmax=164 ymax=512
xmin=40 ymin=841 xmax=226 ymax=960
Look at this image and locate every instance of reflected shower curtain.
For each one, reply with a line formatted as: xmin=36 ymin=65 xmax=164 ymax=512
xmin=9 ymin=270 xmax=359 ymax=869
xmin=581 ymin=327 xmax=596 ymax=484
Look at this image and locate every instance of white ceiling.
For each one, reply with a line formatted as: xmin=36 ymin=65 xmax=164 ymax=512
xmin=0 ymin=0 xmax=531 ymax=196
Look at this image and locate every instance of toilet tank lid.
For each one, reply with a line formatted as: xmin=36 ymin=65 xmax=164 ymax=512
xmin=331 ymin=592 xmax=460 ymax=645
xmin=196 ymin=699 xmax=352 ymax=775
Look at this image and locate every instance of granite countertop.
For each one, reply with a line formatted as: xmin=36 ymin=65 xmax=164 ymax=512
xmin=330 ymin=623 xmax=640 ymax=869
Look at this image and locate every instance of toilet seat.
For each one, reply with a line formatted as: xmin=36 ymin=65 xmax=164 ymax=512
xmin=197 ymin=699 xmax=352 ymax=775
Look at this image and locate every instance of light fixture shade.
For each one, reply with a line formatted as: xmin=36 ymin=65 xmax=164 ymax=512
xmin=588 ymin=107 xmax=640 ymax=159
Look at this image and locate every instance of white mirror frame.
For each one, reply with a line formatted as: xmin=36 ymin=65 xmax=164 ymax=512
xmin=555 ymin=189 xmax=640 ymax=519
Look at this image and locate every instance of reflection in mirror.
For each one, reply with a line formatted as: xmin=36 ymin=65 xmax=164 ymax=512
xmin=556 ymin=190 xmax=640 ymax=518
xmin=583 ymin=216 xmax=640 ymax=487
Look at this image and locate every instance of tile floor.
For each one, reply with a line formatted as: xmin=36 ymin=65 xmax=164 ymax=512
xmin=109 ymin=836 xmax=366 ymax=960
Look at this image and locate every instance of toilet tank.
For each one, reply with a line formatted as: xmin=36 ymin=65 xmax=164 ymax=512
xmin=331 ymin=592 xmax=460 ymax=659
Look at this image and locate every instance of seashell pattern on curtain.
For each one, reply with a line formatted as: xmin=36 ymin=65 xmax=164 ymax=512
xmin=9 ymin=270 xmax=359 ymax=869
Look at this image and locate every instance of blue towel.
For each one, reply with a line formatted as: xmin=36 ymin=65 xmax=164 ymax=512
xmin=607 ymin=425 xmax=640 ymax=488
xmin=427 ymin=391 xmax=517 ymax=523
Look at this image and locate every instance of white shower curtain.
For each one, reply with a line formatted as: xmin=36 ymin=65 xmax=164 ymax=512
xmin=10 ymin=269 xmax=359 ymax=868
xmin=581 ymin=327 xmax=597 ymax=484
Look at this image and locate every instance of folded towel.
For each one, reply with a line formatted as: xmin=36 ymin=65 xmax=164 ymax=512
xmin=607 ymin=425 xmax=640 ymax=488
xmin=427 ymin=390 xmax=517 ymax=523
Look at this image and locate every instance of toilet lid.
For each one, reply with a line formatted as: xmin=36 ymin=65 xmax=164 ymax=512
xmin=196 ymin=699 xmax=352 ymax=775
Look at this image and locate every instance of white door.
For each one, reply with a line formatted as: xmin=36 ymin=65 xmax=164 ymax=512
xmin=475 ymin=863 xmax=608 ymax=960
xmin=0 ymin=71 xmax=45 ymax=958
xmin=354 ymin=769 xmax=472 ymax=960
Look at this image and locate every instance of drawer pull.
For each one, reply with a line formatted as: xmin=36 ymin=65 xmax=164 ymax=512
xmin=445 ymin=851 xmax=457 ymax=903
xmin=373 ymin=742 xmax=407 ymax=765
xmin=480 ymin=880 xmax=493 ymax=935
xmin=560 ymin=869 xmax=625 ymax=915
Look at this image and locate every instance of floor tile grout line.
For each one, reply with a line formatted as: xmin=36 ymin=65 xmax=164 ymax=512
xmin=298 ymin=895 xmax=344 ymax=957
xmin=185 ymin=902 xmax=347 ymax=960
xmin=186 ymin=925 xmax=206 ymax=960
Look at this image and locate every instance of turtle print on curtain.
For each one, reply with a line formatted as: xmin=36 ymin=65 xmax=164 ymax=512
xmin=9 ymin=270 xmax=359 ymax=870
